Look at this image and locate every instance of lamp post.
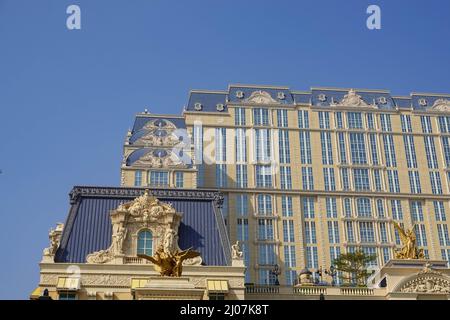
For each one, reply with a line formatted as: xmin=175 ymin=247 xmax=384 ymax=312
xmin=270 ymin=264 xmax=281 ymax=286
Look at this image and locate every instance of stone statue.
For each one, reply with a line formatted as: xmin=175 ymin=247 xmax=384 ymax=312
xmin=43 ymin=223 xmax=64 ymax=256
xmin=112 ymin=226 xmax=127 ymax=255
xmin=393 ymin=221 xmax=425 ymax=259
xmin=231 ymin=241 xmax=243 ymax=259
xmin=164 ymin=229 xmax=177 ymax=254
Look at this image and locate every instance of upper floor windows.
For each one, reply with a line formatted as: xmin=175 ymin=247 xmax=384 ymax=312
xmin=253 ymin=108 xmax=270 ymax=126
xmin=420 ymin=116 xmax=433 ymax=133
xmin=134 ymin=170 xmax=142 ymax=187
xmin=401 ymin=114 xmax=413 ymax=133
xmin=380 ymin=114 xmax=392 ymax=132
xmin=149 ymin=171 xmax=169 ymax=187
xmin=235 ymin=107 xmax=246 ymax=126
xmin=277 ymin=109 xmax=288 ymax=127
xmin=438 ymin=116 xmax=450 ymax=133
xmin=347 ymin=112 xmax=363 ymax=129
xmin=298 ymin=110 xmax=310 ymax=129
xmin=137 ymin=230 xmax=153 ymax=256
xmin=319 ymin=111 xmax=330 ymax=129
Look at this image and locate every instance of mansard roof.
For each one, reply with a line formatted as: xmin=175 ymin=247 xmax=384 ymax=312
xmin=55 ymin=187 xmax=231 ymax=266
xmin=184 ymin=84 xmax=450 ymax=112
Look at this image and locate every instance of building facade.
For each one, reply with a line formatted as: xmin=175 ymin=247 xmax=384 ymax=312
xmin=121 ymin=84 xmax=450 ymax=286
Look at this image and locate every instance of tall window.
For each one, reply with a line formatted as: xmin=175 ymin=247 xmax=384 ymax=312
xmin=326 ymin=197 xmax=338 ymax=218
xmin=149 ymin=171 xmax=169 ymax=186
xmin=253 ymin=108 xmax=270 ymax=126
xmin=430 ymin=171 xmax=443 ymax=195
xmin=302 ymin=167 xmax=314 ymax=190
xmin=236 ymin=194 xmax=248 ymax=217
xmin=441 ymin=137 xmax=450 ymax=167
xmin=277 ymin=109 xmax=288 ymax=127
xmin=328 ymin=221 xmax=340 ymax=244
xmin=235 ymin=128 xmax=247 ymax=163
xmin=302 ymin=197 xmax=315 ymax=218
xmin=359 ymin=222 xmax=375 ymax=243
xmin=347 ymin=112 xmax=363 ymax=129
xmin=353 ymin=169 xmax=370 ymax=191
xmin=335 ymin=112 xmax=343 ymax=129
xmin=215 ymin=128 xmax=226 ymax=162
xmin=323 ymin=167 xmax=336 ymax=191
xmin=137 ymin=230 xmax=153 ymax=256
xmin=408 ymin=171 xmax=422 ymax=194
xmin=175 ymin=172 xmax=184 ymax=188
xmin=258 ymin=244 xmax=276 ymax=265
xmin=424 ymin=136 xmax=438 ymax=169
xmin=356 ymin=198 xmax=372 ymax=217
xmin=434 ymin=201 xmax=446 ymax=221
xmin=281 ymin=196 xmax=293 ymax=217
xmin=387 ymin=170 xmax=400 ymax=193
xmin=341 ymin=168 xmax=350 ymax=190
xmin=299 ymin=132 xmax=312 ymax=164
xmin=368 ymin=133 xmax=379 ymax=165
xmin=280 ymin=166 xmax=292 ymax=190
xmin=401 ymin=114 xmax=413 ymax=133
xmin=258 ymin=219 xmax=274 ymax=240
xmin=235 ymin=107 xmax=246 ymax=126
xmin=255 ymin=129 xmax=271 ymax=163
xmin=321 ymin=132 xmax=333 ymax=164
xmin=383 ymin=134 xmax=397 ymax=167
xmin=134 ymin=170 xmax=142 ymax=187
xmin=257 ymin=194 xmax=273 ymax=216
xmin=304 ymin=221 xmax=317 ymax=244
xmin=278 ymin=130 xmax=290 ymax=164
xmin=366 ymin=113 xmax=375 ymax=129
xmin=236 ymin=165 xmax=248 ymax=188
xmin=256 ymin=165 xmax=272 ymax=187
xmin=298 ymin=110 xmax=309 ymax=129
xmin=420 ymin=116 xmax=433 ymax=133
xmin=349 ymin=133 xmax=367 ymax=164
xmin=438 ymin=116 xmax=450 ymax=133
xmin=338 ymin=132 xmax=347 ymax=164
xmin=283 ymin=220 xmax=295 ymax=242
xmin=319 ymin=111 xmax=330 ymax=129
xmin=403 ymin=135 xmax=418 ymax=168
xmin=373 ymin=169 xmax=383 ymax=191
xmin=215 ymin=164 xmax=227 ymax=187
xmin=380 ymin=114 xmax=392 ymax=132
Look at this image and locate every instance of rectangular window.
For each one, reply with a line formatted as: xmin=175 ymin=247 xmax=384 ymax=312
xmin=357 ymin=198 xmax=372 ymax=217
xmin=298 ymin=110 xmax=309 ymax=129
xmin=328 ymin=221 xmax=340 ymax=244
xmin=366 ymin=113 xmax=375 ymax=130
xmin=401 ymin=114 xmax=413 ymax=133
xmin=438 ymin=116 xmax=450 ymax=133
xmin=237 ymin=218 xmax=249 ymax=241
xmin=175 ymin=172 xmax=184 ymax=188
xmin=215 ymin=128 xmax=226 ymax=162
xmin=335 ymin=112 xmax=343 ymax=129
xmin=379 ymin=222 xmax=388 ymax=243
xmin=434 ymin=201 xmax=446 ymax=221
xmin=347 ymin=112 xmax=363 ymax=129
xmin=303 ymin=197 xmax=315 ymax=219
xmin=341 ymin=168 xmax=350 ymax=190
xmin=323 ymin=167 xmax=336 ymax=191
xmin=193 ymin=124 xmax=203 ymax=165
xmin=338 ymin=132 xmax=347 ymax=164
xmin=257 ymin=194 xmax=273 ymax=216
xmin=236 ymin=194 xmax=248 ymax=217
xmin=215 ymin=164 xmax=227 ymax=187
xmin=346 ymin=221 xmax=355 ymax=243
xmin=391 ymin=200 xmax=403 ymax=220
xmin=258 ymin=244 xmax=276 ymax=265
xmin=344 ymin=198 xmax=352 ymax=217
xmin=235 ymin=107 xmax=246 ymax=126
xmin=441 ymin=137 xmax=450 ymax=167
xmin=236 ymin=164 xmax=248 ymax=188
xmin=376 ymin=199 xmax=385 ymax=217
xmin=387 ymin=170 xmax=400 ymax=193
xmin=299 ymin=131 xmax=312 ymax=164
xmin=359 ymin=222 xmax=375 ymax=243
xmin=59 ymin=292 xmax=77 ymax=300
xmin=277 ymin=109 xmax=288 ymax=127
xmin=281 ymin=196 xmax=293 ymax=217
xmin=421 ymin=116 xmax=433 ymax=133
xmin=424 ymin=136 xmax=438 ymax=169
xmin=134 ymin=170 xmax=142 ymax=187
xmin=149 ymin=171 xmax=169 ymax=186
xmin=403 ymin=135 xmax=418 ymax=168
xmin=414 ymin=224 xmax=428 ymax=247
xmin=380 ymin=114 xmax=392 ymax=132
xmin=235 ymin=128 xmax=247 ymax=163
xmin=382 ymin=247 xmax=391 ymax=265
xmin=437 ymin=224 xmax=450 ymax=246
xmin=410 ymin=201 xmax=424 ymax=222
xmin=284 ymin=245 xmax=297 ymax=285
xmin=283 ymin=220 xmax=295 ymax=242
xmin=373 ymin=169 xmax=383 ymax=191
xmin=280 ymin=166 xmax=292 ymax=190
xmin=408 ymin=171 xmax=422 ymax=194
xmin=255 ymin=165 xmax=272 ymax=188
xmin=255 ymin=129 xmax=271 ymax=163
xmin=430 ymin=171 xmax=443 ymax=194
xmin=326 ymin=197 xmax=338 ymax=218
xmin=321 ymin=131 xmax=334 ymax=165
xmin=278 ymin=130 xmax=290 ymax=164
xmin=368 ymin=133 xmax=379 ymax=165
xmin=353 ymin=168 xmax=370 ymax=191
xmin=383 ymin=134 xmax=397 ymax=167
xmin=258 ymin=219 xmax=274 ymax=240
xmin=253 ymin=108 xmax=270 ymax=126
xmin=319 ymin=111 xmax=330 ymax=129
xmin=361 ymin=247 xmax=377 ymax=267
xmin=302 ymin=167 xmax=314 ymax=190
xmin=349 ymin=133 xmax=367 ymax=164
xmin=306 ymin=247 xmax=319 ymax=269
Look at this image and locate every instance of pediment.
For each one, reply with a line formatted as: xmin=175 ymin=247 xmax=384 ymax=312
xmin=430 ymin=99 xmax=450 ymax=112
xmin=244 ymin=90 xmax=279 ymax=104
xmin=394 ymin=264 xmax=450 ymax=294
xmin=331 ymin=89 xmax=376 ymax=108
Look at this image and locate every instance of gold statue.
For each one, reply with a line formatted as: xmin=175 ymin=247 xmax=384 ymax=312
xmin=393 ymin=221 xmax=425 ymax=259
xmin=138 ymin=245 xmax=201 ymax=277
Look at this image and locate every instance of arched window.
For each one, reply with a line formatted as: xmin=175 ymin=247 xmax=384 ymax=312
xmin=137 ymin=230 xmax=153 ymax=256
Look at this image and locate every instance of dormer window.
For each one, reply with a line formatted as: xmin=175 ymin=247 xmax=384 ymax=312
xmin=378 ymin=96 xmax=387 ymax=105
xmin=236 ymin=91 xmax=244 ymax=99
xmin=216 ymin=103 xmax=225 ymax=112
xmin=277 ymin=92 xmax=286 ymax=100
xmin=418 ymin=98 xmax=428 ymax=107
xmin=194 ymin=103 xmax=203 ymax=111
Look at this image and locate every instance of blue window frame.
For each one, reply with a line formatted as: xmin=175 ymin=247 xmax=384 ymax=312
xmin=137 ymin=230 xmax=153 ymax=256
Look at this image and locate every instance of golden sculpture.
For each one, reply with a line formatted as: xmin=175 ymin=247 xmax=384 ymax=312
xmin=138 ymin=245 xmax=201 ymax=277
xmin=393 ymin=221 xmax=425 ymax=259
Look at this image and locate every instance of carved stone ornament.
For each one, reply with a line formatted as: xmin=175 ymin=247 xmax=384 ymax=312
xmin=133 ymin=148 xmax=188 ymax=168
xmin=86 ymin=190 xmax=203 ymax=267
xmin=431 ymin=99 xmax=450 ymax=112
xmin=418 ymin=98 xmax=428 ymax=106
xmin=244 ymin=90 xmax=279 ymax=104
xmin=231 ymin=241 xmax=243 ymax=260
xmin=397 ymin=263 xmax=450 ymax=294
xmin=135 ymin=119 xmax=183 ymax=147
xmin=42 ymin=223 xmax=64 ymax=256
xmin=331 ymin=89 xmax=373 ymax=108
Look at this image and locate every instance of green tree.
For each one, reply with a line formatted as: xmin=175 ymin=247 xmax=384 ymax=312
xmin=332 ymin=250 xmax=377 ymax=287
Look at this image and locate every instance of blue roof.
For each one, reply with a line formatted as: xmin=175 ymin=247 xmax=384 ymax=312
xmin=228 ymin=85 xmax=294 ymax=105
xmin=132 ymin=115 xmax=186 ymax=133
xmin=55 ymin=187 xmax=231 ymax=266
xmin=186 ymin=91 xmax=228 ymax=112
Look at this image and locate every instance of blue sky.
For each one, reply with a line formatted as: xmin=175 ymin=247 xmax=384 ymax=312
xmin=0 ymin=0 xmax=449 ymax=299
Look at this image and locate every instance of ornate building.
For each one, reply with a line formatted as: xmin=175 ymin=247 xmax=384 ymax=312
xmin=33 ymin=84 xmax=450 ymax=300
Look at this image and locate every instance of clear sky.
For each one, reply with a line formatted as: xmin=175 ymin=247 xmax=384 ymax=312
xmin=0 ymin=0 xmax=449 ymax=299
